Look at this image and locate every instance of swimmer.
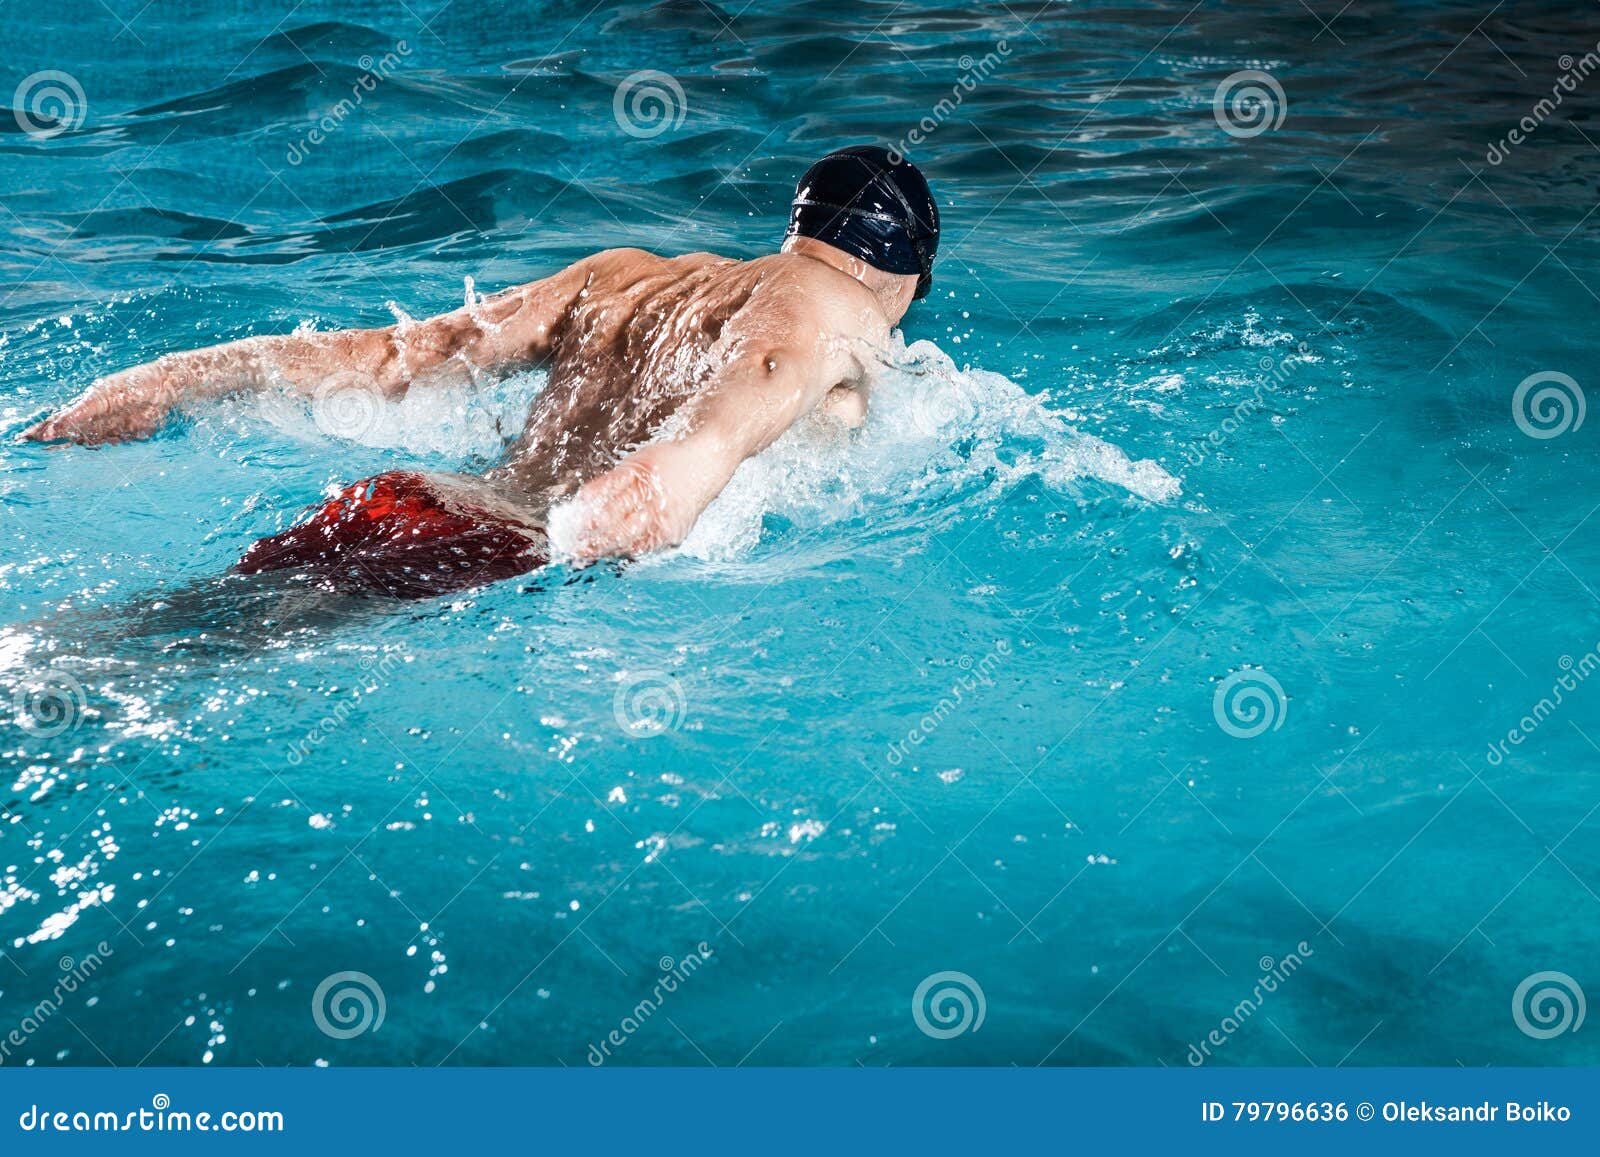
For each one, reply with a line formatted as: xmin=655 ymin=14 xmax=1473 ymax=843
xmin=24 ymin=146 xmax=940 ymax=597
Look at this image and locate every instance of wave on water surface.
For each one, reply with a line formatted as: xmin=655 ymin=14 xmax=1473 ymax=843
xmin=672 ymin=337 xmax=1179 ymax=563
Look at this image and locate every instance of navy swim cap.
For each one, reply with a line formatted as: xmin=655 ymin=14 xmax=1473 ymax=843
xmin=787 ymin=145 xmax=940 ymax=300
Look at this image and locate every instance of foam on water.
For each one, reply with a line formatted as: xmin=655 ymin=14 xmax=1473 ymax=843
xmin=674 ymin=337 xmax=1179 ymax=563
xmin=244 ymin=371 xmax=544 ymax=465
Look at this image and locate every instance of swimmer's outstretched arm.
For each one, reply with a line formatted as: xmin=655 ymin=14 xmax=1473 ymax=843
xmin=557 ymin=303 xmax=880 ymax=563
xmin=23 ymin=263 xmax=592 ymax=445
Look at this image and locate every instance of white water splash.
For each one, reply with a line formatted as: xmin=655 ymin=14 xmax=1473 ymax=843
xmin=674 ymin=337 xmax=1178 ymax=561
xmin=249 ymin=372 xmax=543 ymax=462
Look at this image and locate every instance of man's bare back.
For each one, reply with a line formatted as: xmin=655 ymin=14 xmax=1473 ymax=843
xmin=24 ymin=146 xmax=940 ymax=591
xmin=486 ymin=247 xmax=884 ymax=502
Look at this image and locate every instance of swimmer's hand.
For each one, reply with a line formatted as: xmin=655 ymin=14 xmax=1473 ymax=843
xmin=23 ymin=364 xmax=174 ymax=445
xmin=817 ymin=383 xmax=868 ymax=427
xmin=553 ymin=458 xmax=696 ymax=565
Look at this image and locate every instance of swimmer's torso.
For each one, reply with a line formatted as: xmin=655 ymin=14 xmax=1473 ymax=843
xmin=485 ymin=249 xmax=866 ymax=502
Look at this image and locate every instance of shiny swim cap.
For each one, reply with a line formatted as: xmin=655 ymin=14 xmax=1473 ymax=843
xmin=787 ymin=145 xmax=940 ymax=299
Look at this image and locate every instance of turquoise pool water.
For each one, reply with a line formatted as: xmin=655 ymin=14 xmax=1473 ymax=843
xmin=3 ymin=0 xmax=1598 ymax=1066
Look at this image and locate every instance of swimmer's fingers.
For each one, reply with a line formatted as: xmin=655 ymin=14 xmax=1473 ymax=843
xmin=21 ymin=375 xmax=169 ymax=445
xmin=19 ymin=416 xmax=63 ymax=443
xmin=564 ymin=461 xmax=683 ymax=563
xmin=569 ymin=502 xmax=653 ymax=564
xmin=21 ymin=403 xmax=131 ymax=446
xmin=20 ymin=401 xmax=104 ymax=445
xmin=592 ymin=507 xmax=667 ymax=561
xmin=20 ymin=389 xmax=90 ymax=442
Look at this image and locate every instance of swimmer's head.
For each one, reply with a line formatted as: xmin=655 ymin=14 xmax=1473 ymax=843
xmin=784 ymin=145 xmax=940 ymax=309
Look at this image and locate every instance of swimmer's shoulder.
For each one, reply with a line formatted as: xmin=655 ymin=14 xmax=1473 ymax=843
xmin=746 ymin=252 xmax=879 ymax=304
xmin=566 ymin=248 xmax=733 ymax=295
xmin=749 ymin=253 xmax=889 ymax=336
xmin=570 ymin=247 xmax=661 ymax=278
xmin=587 ymin=247 xmax=732 ymax=274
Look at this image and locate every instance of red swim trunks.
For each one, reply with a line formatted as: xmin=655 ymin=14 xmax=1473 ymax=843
xmin=237 ymin=471 xmax=548 ymax=598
